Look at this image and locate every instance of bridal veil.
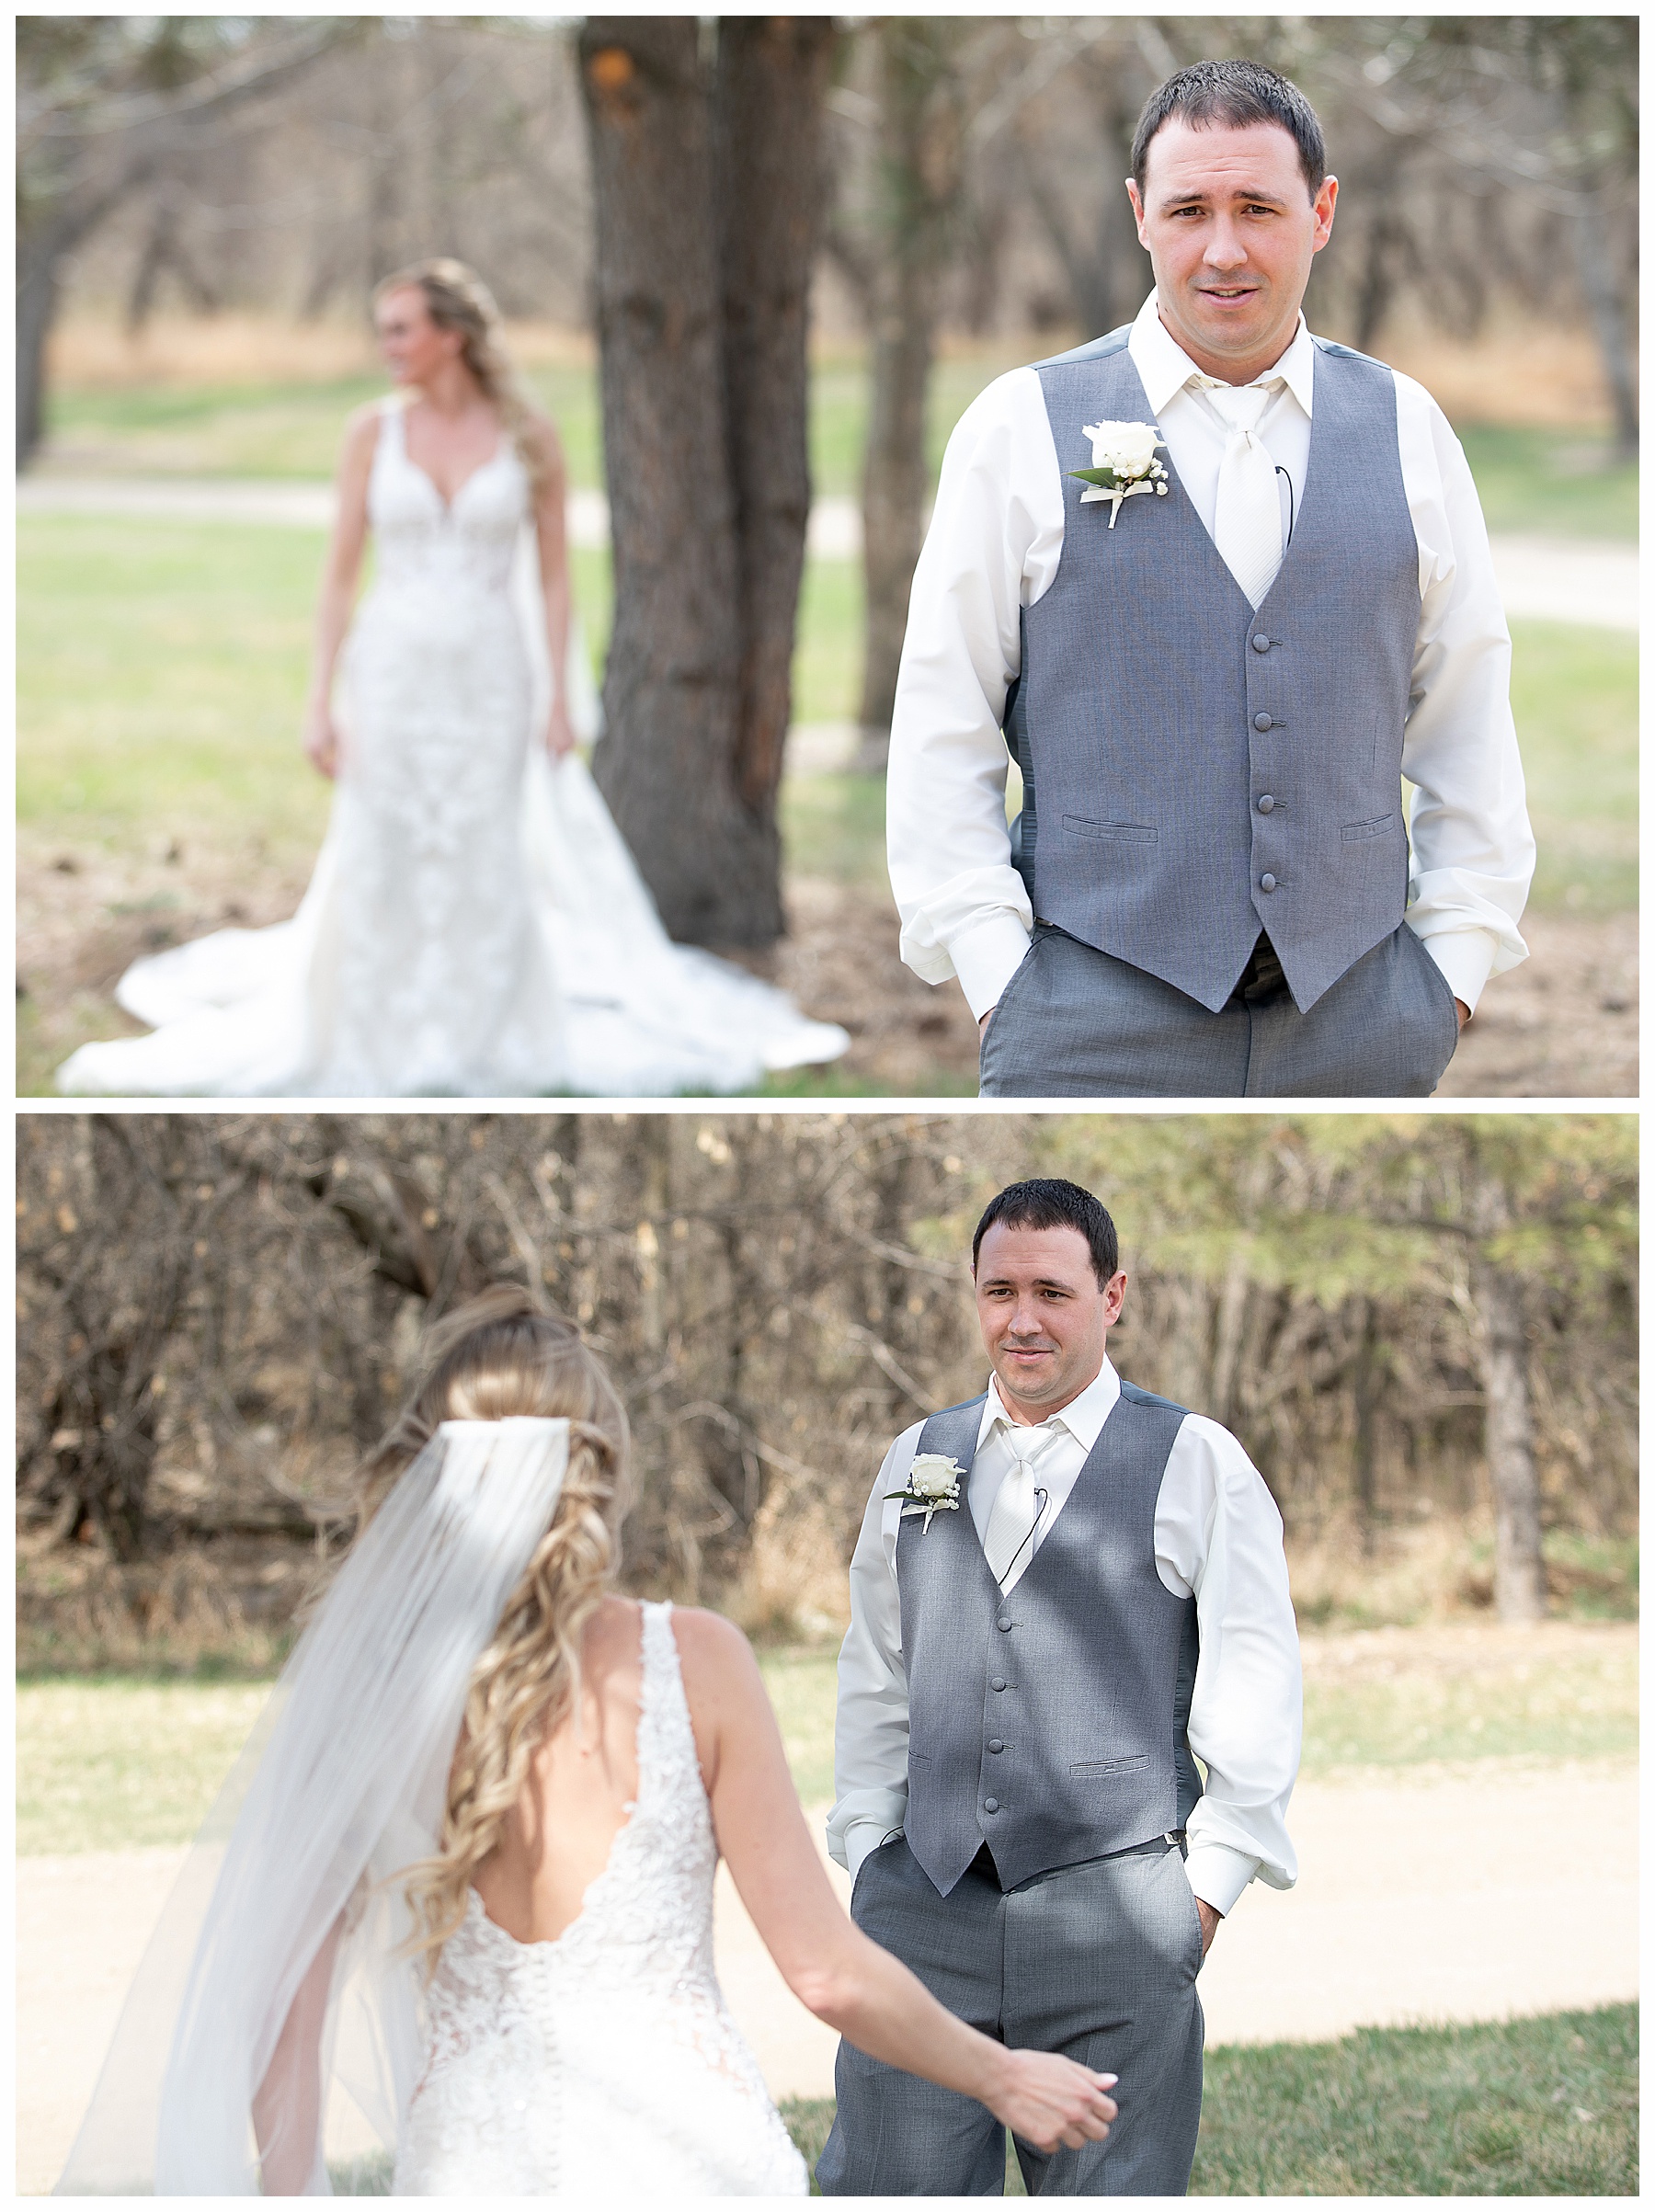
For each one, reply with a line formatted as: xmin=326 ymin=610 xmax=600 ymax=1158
xmin=55 ymin=1417 xmax=572 ymax=2195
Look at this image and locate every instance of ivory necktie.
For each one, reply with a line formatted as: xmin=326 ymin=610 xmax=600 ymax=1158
xmin=982 ymin=1423 xmax=1054 ymax=1590
xmin=1206 ymin=380 xmax=1284 ymax=610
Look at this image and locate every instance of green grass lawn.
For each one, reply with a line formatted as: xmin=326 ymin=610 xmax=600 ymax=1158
xmin=18 ymin=1625 xmax=1634 ymax=1858
xmin=44 ymin=362 xmax=608 ymax=490
xmin=16 ymin=507 xmax=1631 ymax=890
xmin=1509 ymin=621 xmax=1638 ymax=915
xmin=781 ymin=2002 xmax=1638 ymax=2195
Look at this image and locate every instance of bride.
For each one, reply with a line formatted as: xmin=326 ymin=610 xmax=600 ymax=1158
xmin=57 ymin=1289 xmax=1116 ymax=2195
xmin=54 ymin=261 xmax=849 ymax=1099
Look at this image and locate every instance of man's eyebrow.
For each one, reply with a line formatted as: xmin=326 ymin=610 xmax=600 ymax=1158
xmin=1159 ymin=183 xmax=1290 ymax=207
xmin=977 ymin=1273 xmax=1078 ymax=1292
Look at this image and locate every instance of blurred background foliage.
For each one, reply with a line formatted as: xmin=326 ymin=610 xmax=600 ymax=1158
xmin=16 ymin=1112 xmax=1635 ymax=1670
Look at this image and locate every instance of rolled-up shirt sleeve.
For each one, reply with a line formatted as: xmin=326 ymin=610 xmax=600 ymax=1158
xmin=826 ymin=1424 xmax=923 ymax=1879
xmin=1157 ymin=1415 xmax=1302 ymax=1916
xmin=885 ymin=369 xmax=1064 ymax=1021
xmin=1395 ymin=372 xmax=1535 ymax=1013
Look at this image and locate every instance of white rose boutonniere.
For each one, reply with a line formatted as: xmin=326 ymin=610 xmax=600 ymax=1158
xmin=886 ymin=1452 xmax=964 ymax=1531
xmin=1071 ymin=419 xmax=1170 ymax=529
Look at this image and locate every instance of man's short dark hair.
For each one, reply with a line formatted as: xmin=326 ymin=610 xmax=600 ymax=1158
xmin=972 ymin=1179 xmax=1119 ymax=1289
xmin=1131 ymin=59 xmax=1326 ymax=200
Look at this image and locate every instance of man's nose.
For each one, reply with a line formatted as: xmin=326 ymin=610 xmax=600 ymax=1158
xmin=1203 ymin=220 xmax=1249 ymax=268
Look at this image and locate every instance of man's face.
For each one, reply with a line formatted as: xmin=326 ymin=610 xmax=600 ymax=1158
xmin=974 ymin=1221 xmax=1125 ymax=1420
xmin=1125 ymin=117 xmax=1337 ymax=381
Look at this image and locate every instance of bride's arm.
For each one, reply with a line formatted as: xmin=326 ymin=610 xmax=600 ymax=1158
xmin=252 ymin=1914 xmax=344 ymax=2194
xmin=302 ymin=406 xmax=378 ymax=779
xmin=673 ymin=1610 xmax=1117 ymax=2156
xmin=527 ymin=416 xmax=576 ymax=758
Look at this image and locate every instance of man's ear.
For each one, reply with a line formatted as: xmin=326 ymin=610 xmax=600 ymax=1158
xmin=1124 ymin=177 xmax=1148 ymax=246
xmin=1310 ymin=174 xmax=1338 ymax=253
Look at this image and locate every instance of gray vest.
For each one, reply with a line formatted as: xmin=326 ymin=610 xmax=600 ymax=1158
xmin=1008 ymin=329 xmax=1421 ymax=1013
xmin=896 ymin=1382 xmax=1201 ymax=1898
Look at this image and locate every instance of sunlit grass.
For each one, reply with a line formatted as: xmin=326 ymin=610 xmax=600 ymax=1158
xmin=781 ymin=2002 xmax=1638 ymax=2195
xmin=1508 ymin=621 xmax=1638 ymax=916
xmin=18 ymin=509 xmax=1630 ymax=912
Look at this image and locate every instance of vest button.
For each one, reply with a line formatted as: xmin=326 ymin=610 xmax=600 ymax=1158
xmin=1251 ymin=633 xmax=1271 ymax=652
xmin=983 ymin=1797 xmax=1000 ymax=1814
xmin=1253 ymin=712 xmax=1273 ymax=732
xmin=1256 ymin=793 xmax=1275 ymax=813
xmin=990 ymin=1677 xmax=1007 ymax=1692
xmin=987 ymin=1739 xmax=1005 ymax=1753
xmin=1260 ymin=872 xmax=1277 ymax=893
xmin=997 ymin=1614 xmax=1012 ymax=1631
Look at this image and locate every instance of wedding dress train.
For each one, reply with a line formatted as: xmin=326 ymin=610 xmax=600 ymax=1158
xmin=394 ymin=1602 xmax=808 ymax=2196
xmin=54 ymin=403 xmax=849 ymax=1098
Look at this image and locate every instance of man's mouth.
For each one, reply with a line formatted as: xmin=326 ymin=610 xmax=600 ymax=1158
xmin=1199 ymin=284 xmax=1259 ymax=301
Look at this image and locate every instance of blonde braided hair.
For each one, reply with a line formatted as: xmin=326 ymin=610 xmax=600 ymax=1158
xmin=358 ymin=1286 xmax=632 ymax=1965
xmin=372 ymin=257 xmax=549 ymax=494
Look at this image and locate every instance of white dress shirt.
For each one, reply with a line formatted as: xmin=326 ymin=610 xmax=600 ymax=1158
xmin=828 ymin=1353 xmax=1303 ymax=1919
xmin=887 ymin=289 xmax=1535 ymax=1021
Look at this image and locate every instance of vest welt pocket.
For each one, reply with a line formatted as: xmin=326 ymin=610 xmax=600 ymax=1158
xmin=1340 ymin=813 xmax=1397 ymax=843
xmin=1063 ymin=814 xmax=1158 ymax=844
xmin=1069 ymin=1753 xmax=1148 ymax=1775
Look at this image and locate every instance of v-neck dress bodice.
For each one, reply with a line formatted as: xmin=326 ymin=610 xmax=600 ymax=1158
xmin=364 ymin=403 xmax=525 ymax=601
xmin=393 ymin=1602 xmax=807 ymax=2195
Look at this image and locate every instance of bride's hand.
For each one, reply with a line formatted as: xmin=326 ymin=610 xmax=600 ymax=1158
xmin=302 ymin=704 xmax=340 ymax=780
xmin=544 ymin=702 xmax=577 ymax=759
xmin=987 ymin=2047 xmax=1117 ymax=2155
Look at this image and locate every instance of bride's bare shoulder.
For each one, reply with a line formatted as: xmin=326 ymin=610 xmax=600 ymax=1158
xmin=668 ymin=1606 xmax=765 ymax=1705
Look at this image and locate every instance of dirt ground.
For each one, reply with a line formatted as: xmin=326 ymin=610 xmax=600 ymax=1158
xmin=21 ymin=828 xmax=1635 ymax=1100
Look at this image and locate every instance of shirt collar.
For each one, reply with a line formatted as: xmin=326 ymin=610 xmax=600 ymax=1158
xmin=1130 ymin=287 xmax=1315 ymax=419
xmin=978 ymin=1353 xmax=1121 ymax=1456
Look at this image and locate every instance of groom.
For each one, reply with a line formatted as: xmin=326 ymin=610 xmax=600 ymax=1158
xmin=817 ymin=1177 xmax=1301 ymax=2195
xmin=886 ymin=59 xmax=1535 ymax=1096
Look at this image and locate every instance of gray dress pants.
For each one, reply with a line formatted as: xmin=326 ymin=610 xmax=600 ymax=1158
xmin=978 ymin=920 xmax=1461 ymax=1098
xmin=816 ymin=1836 xmax=1204 ymax=2197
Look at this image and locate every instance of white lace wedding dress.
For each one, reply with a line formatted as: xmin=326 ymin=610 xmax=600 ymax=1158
xmin=54 ymin=403 xmax=849 ymax=1098
xmin=394 ymin=1602 xmax=808 ymax=2196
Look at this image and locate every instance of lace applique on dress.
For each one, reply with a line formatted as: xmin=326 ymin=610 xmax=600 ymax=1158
xmin=393 ymin=1602 xmax=808 ymax=2196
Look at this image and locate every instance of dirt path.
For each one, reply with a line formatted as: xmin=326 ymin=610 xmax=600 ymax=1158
xmin=17 ymin=481 xmax=1641 ymax=630
xmin=17 ymin=1754 xmax=1636 ymax=2192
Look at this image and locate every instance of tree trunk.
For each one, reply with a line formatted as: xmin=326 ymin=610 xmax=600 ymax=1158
xmin=581 ymin=19 xmax=744 ymax=943
xmin=581 ymin=17 xmax=828 ymax=948
xmin=714 ymin=18 xmax=835 ymax=901
xmin=16 ymin=248 xmax=60 ymax=465
xmin=1472 ymin=1254 xmax=1547 ymax=1622
xmin=1572 ymin=188 xmax=1638 ymax=458
xmin=855 ymin=21 xmax=964 ymax=771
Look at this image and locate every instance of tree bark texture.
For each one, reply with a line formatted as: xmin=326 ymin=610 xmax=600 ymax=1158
xmin=715 ymin=19 xmax=835 ymax=826
xmin=1473 ymin=1255 xmax=1547 ymax=1623
xmin=581 ymin=17 xmax=829 ymax=949
xmin=856 ymin=21 xmax=965 ymax=766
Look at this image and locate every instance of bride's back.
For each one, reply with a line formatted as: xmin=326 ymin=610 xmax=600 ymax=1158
xmin=473 ymin=1591 xmax=653 ymax=1944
